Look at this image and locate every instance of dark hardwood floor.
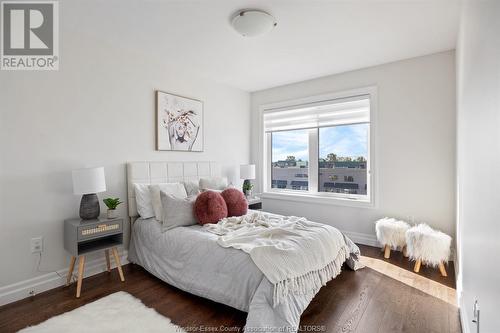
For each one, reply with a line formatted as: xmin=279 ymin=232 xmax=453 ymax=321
xmin=0 ymin=245 xmax=461 ymax=333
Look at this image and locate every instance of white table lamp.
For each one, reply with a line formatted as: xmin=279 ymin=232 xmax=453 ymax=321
xmin=240 ymin=164 xmax=255 ymax=196
xmin=72 ymin=167 xmax=106 ymax=220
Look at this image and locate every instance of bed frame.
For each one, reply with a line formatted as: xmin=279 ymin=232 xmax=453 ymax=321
xmin=126 ymin=161 xmax=221 ymax=222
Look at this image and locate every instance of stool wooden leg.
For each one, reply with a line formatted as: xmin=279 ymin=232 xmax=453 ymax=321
xmin=111 ymin=247 xmax=125 ymax=282
xmin=105 ymin=249 xmax=111 ymax=272
xmin=438 ymin=262 xmax=448 ymax=277
xmin=76 ymin=256 xmax=85 ymax=298
xmin=384 ymin=245 xmax=391 ymax=259
xmin=414 ymin=259 xmax=421 ymax=273
xmin=402 ymin=245 xmax=408 ymax=258
xmin=66 ymin=256 xmax=76 ymax=286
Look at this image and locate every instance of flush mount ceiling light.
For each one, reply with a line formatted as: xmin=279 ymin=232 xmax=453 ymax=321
xmin=231 ymin=10 xmax=277 ymax=37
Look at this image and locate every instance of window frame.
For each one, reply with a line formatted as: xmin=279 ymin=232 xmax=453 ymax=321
xmin=259 ymin=86 xmax=377 ymax=208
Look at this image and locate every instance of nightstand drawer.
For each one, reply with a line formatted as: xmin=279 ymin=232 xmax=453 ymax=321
xmin=77 ymin=220 xmax=122 ymax=241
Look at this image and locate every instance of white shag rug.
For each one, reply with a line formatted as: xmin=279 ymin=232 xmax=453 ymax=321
xmin=19 ymin=291 xmax=186 ymax=333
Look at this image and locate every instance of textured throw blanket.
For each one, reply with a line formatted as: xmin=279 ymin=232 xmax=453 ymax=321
xmin=204 ymin=211 xmax=363 ymax=306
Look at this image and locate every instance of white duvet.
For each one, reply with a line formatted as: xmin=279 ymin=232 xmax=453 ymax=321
xmin=128 ymin=211 xmax=362 ymax=332
xmin=204 ymin=212 xmax=351 ymax=306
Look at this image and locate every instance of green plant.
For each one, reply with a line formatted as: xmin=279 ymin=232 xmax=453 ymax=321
xmin=242 ymin=182 xmax=254 ymax=192
xmin=103 ymin=197 xmax=123 ymax=210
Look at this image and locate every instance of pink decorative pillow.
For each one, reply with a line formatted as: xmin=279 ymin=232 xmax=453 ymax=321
xmin=194 ymin=191 xmax=228 ymax=225
xmin=221 ymin=188 xmax=248 ymax=217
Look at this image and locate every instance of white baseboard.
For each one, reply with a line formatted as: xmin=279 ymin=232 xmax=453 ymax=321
xmin=0 ymin=250 xmax=128 ymax=307
xmin=342 ymin=230 xmax=379 ymax=247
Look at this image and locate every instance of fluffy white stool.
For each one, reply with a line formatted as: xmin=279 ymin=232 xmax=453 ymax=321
xmin=375 ymin=217 xmax=410 ymax=259
xmin=405 ymin=224 xmax=452 ymax=276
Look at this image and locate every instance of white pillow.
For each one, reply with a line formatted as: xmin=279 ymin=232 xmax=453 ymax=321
xmin=199 ymin=177 xmax=228 ymax=191
xmin=134 ymin=183 xmax=155 ymax=218
xmin=183 ymin=181 xmax=200 ymax=196
xmin=149 ymin=183 xmax=187 ymax=221
xmin=161 ymin=192 xmax=197 ymax=232
xmin=200 ymin=188 xmax=223 ymax=193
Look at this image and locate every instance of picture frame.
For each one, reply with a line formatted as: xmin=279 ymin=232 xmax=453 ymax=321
xmin=156 ymin=90 xmax=204 ymax=152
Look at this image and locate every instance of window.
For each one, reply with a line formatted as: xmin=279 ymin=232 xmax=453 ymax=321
xmin=271 ymin=129 xmax=308 ymax=191
xmin=344 ymin=176 xmax=354 ymax=182
xmin=262 ymin=89 xmax=374 ymax=204
xmin=272 ymin=180 xmax=288 ymax=188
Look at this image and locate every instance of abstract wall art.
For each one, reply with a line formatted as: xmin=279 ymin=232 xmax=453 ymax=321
xmin=156 ymin=90 xmax=203 ymax=151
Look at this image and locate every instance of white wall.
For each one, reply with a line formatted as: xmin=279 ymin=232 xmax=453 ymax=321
xmin=251 ymin=51 xmax=456 ymax=240
xmin=456 ymin=1 xmax=500 ymax=332
xmin=0 ymin=4 xmax=250 ymax=289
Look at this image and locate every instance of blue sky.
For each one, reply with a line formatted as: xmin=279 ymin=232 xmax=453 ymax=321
xmin=272 ymin=124 xmax=368 ymax=161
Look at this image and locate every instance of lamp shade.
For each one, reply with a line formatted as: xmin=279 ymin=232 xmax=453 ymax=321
xmin=72 ymin=167 xmax=106 ymax=195
xmin=226 ymin=165 xmax=240 ymax=187
xmin=240 ymin=164 xmax=255 ymax=180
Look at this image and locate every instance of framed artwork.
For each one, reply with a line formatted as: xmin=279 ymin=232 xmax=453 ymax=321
xmin=156 ymin=90 xmax=203 ymax=151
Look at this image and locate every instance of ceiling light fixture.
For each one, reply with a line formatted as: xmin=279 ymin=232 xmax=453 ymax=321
xmin=231 ymin=10 xmax=277 ymax=37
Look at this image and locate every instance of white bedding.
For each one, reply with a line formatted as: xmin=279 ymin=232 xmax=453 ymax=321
xmin=128 ymin=212 xmax=361 ymax=332
xmin=204 ymin=212 xmax=350 ymax=306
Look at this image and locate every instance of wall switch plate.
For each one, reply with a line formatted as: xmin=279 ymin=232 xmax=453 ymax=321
xmin=31 ymin=237 xmax=43 ymax=253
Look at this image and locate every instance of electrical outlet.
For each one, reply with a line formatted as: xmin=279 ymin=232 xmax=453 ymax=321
xmin=31 ymin=237 xmax=43 ymax=253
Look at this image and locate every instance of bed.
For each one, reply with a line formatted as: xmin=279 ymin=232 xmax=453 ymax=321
xmin=126 ymin=161 xmax=362 ymax=331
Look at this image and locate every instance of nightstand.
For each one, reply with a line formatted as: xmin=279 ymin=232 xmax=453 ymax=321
xmin=247 ymin=196 xmax=262 ymax=210
xmin=64 ymin=217 xmax=125 ymax=298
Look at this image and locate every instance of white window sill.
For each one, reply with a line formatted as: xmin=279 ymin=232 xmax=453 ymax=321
xmin=261 ymin=191 xmax=375 ymax=209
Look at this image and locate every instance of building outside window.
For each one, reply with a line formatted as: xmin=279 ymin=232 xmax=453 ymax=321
xmin=344 ymin=175 xmax=354 ymax=182
xmin=271 ymin=180 xmax=287 ymax=189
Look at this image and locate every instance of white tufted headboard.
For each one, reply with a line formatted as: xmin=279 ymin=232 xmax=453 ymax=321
xmin=127 ymin=161 xmax=221 ymax=219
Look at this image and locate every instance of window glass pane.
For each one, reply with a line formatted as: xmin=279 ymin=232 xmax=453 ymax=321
xmin=271 ymin=129 xmax=309 ymax=191
xmin=318 ymin=124 xmax=368 ymax=195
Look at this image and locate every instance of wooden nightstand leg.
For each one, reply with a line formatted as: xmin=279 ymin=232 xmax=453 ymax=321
xmin=76 ymin=256 xmax=85 ymax=298
xmin=105 ymin=249 xmax=111 ymax=272
xmin=111 ymin=247 xmax=125 ymax=282
xmin=66 ymin=256 xmax=76 ymax=286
